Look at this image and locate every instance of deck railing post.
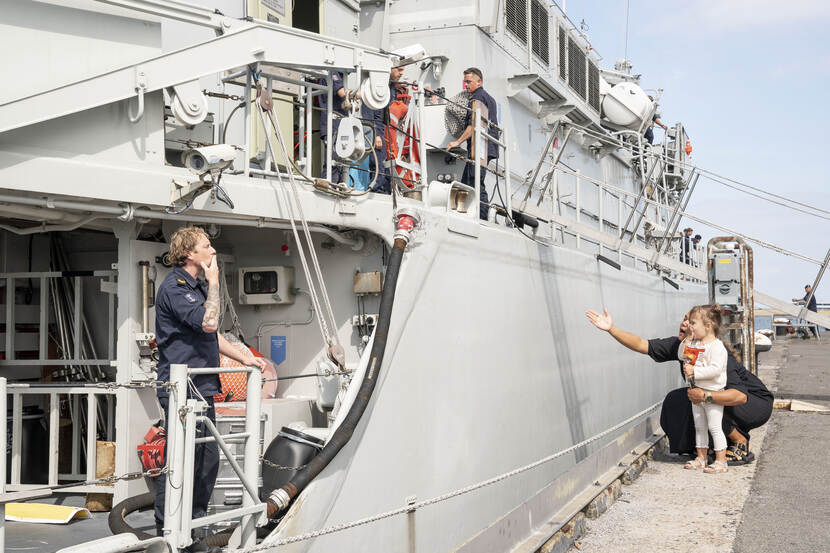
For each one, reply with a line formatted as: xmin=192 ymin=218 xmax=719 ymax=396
xmin=179 ymin=399 xmax=199 ymax=548
xmin=598 ymin=183 xmax=604 ymax=256
xmin=502 ymin=127 xmax=513 ymax=223
xmin=474 ymin=107 xmax=482 ymax=219
xmin=241 ymin=368 xmax=263 ymax=547
xmin=1 ymin=377 xmax=6 ymax=553
xmin=163 ymin=363 xmax=189 ymax=549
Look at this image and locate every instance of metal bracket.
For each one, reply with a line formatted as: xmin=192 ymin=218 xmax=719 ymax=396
xmin=129 ymin=67 xmax=148 ymax=123
xmin=171 ymin=178 xmax=211 ymax=207
xmin=170 ymin=80 xmax=208 ymax=126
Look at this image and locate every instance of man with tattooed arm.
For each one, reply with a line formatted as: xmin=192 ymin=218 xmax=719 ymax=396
xmin=153 ymin=226 xmax=267 ymax=547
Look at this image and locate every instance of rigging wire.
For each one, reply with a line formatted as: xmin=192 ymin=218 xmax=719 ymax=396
xmin=559 ymin=121 xmax=830 ymax=220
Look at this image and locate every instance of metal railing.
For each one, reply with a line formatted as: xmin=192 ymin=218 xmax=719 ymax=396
xmin=4 ymin=384 xmax=116 ymax=492
xmin=163 ymin=364 xmax=265 ymax=551
xmin=0 ymin=270 xmax=116 ymax=375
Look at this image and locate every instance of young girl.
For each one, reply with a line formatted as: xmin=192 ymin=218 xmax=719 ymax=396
xmin=681 ymin=305 xmax=729 ymax=474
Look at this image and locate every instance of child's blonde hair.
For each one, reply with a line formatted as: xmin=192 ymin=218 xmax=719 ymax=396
xmin=689 ymin=304 xmax=724 ymax=336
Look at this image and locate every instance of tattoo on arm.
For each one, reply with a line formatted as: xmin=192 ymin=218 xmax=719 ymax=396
xmin=202 ymin=281 xmax=220 ymax=331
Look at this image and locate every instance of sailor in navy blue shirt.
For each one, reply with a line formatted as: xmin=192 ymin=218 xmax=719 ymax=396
xmin=446 ymin=67 xmax=500 ymax=220
xmin=793 ymin=284 xmax=820 ymax=337
xmin=153 ymin=227 xmax=267 ymax=535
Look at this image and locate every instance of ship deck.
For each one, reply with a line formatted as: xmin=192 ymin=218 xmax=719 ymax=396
xmin=573 ymin=338 xmax=830 ymax=553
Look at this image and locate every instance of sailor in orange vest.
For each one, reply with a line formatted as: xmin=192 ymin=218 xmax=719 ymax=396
xmin=377 ymin=65 xmax=414 ymax=194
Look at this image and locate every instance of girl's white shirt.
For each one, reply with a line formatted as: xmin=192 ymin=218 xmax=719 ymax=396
xmin=677 ymin=337 xmax=728 ymax=391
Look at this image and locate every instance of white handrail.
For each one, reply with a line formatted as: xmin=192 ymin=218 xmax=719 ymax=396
xmin=164 ymin=364 xmax=265 ymax=551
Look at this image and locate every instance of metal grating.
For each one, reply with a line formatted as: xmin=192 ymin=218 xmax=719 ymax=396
xmin=506 ymin=0 xmax=528 ymax=45
xmin=588 ymin=61 xmax=600 ymax=111
xmin=531 ymin=0 xmax=549 ymax=65
xmin=558 ymin=26 xmax=567 ymax=80
xmin=567 ymin=36 xmax=586 ymax=98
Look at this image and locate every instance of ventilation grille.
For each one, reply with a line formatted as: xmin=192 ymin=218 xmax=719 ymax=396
xmin=530 ymin=0 xmax=549 ymax=65
xmin=506 ymin=0 xmax=528 ymax=44
xmin=588 ymin=61 xmax=600 ymax=111
xmin=567 ymin=36 xmax=586 ymax=98
xmin=558 ymin=26 xmax=567 ymax=80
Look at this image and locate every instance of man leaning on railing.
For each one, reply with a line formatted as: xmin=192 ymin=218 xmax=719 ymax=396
xmin=445 ymin=67 xmax=500 ymax=220
xmin=153 ymin=226 xmax=268 ymax=545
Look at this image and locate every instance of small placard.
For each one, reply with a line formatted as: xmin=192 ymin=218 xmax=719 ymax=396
xmin=270 ymin=336 xmax=287 ymax=365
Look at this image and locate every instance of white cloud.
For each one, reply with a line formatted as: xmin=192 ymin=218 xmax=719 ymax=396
xmin=658 ymin=0 xmax=830 ymax=32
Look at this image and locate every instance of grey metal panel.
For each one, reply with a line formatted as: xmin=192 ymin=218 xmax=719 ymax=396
xmin=269 ymin=221 xmax=705 ymax=552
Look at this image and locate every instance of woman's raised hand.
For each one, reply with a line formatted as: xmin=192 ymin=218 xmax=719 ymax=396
xmin=586 ymin=308 xmax=613 ymax=331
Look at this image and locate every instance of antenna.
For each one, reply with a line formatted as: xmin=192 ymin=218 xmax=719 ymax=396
xmin=624 ymin=0 xmax=630 ymax=61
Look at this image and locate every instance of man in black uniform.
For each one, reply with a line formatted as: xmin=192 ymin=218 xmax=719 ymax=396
xmin=446 ymin=67 xmax=500 ymax=220
xmin=154 ymin=227 xmax=267 ymax=542
xmin=586 ymin=308 xmax=773 ymax=466
xmin=792 ymin=284 xmax=819 ymax=338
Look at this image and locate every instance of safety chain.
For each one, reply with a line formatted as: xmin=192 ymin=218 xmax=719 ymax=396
xmin=100 ymin=465 xmax=169 ymax=484
xmin=236 ymin=401 xmax=663 ymax=552
xmin=260 ymin=456 xmax=307 ymax=472
xmin=203 ymin=90 xmax=246 ymax=102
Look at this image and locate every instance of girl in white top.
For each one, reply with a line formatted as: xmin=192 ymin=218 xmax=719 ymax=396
xmin=681 ymin=304 xmax=729 ymax=474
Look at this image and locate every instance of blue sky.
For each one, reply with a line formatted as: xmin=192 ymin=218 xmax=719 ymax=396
xmin=569 ymin=0 xmax=830 ymax=302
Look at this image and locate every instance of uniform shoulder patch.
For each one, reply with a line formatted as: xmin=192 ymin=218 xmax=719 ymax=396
xmin=176 ymin=278 xmax=187 ymax=285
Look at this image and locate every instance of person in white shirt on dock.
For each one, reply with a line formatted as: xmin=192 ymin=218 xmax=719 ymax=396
xmin=680 ymin=304 xmax=729 ymax=473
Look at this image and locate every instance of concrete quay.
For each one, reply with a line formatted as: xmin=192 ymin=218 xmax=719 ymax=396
xmin=559 ymin=339 xmax=829 ymax=553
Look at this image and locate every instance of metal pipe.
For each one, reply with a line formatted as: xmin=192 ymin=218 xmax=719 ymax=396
xmin=0 ymin=377 xmax=6 ymax=553
xmin=179 ymin=399 xmax=198 ymax=547
xmin=255 ymin=290 xmax=314 ymax=352
xmin=139 ymin=261 xmax=149 ymax=334
xmin=800 ymin=248 xmax=830 ymax=321
xmin=619 ymin=154 xmax=661 ymax=240
xmin=474 ymin=107 xmax=481 ymax=217
xmin=662 ymin=172 xmax=700 ymax=254
xmin=188 ymin=367 xmax=252 ymax=375
xmin=503 ymin=126 xmax=513 ymax=220
xmin=0 ymin=194 xmax=364 ymax=249
xmin=522 ymin=120 xmax=561 ymax=205
xmin=197 ymin=418 xmax=260 ymax=504
xmin=326 ymin=71 xmax=333 ymax=182
xmin=241 ymin=368 xmax=263 ymax=545
xmin=305 ymin=82 xmax=313 ymax=179
xmin=656 ymin=168 xmax=697 ymax=255
xmin=417 ymin=88 xmax=428 ymax=190
xmin=163 ymin=364 xmax=188 ymax=548
xmin=535 ymin=128 xmax=573 ymax=207
xmin=4 ymin=276 xmax=13 ymax=361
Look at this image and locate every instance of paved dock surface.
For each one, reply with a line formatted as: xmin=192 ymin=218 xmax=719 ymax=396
xmin=732 ymin=340 xmax=830 ymax=553
xmin=573 ymin=339 xmax=829 ymax=553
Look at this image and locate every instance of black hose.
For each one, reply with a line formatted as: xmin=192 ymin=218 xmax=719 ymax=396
xmin=268 ymin=236 xmax=407 ymax=515
xmin=108 ymin=492 xmax=155 ymax=540
xmin=109 ymin=490 xmax=233 ymax=546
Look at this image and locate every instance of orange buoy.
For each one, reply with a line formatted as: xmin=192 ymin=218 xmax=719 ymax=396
xmin=684 ymin=140 xmax=693 ymax=156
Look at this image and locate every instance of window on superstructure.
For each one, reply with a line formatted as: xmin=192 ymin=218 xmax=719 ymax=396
xmin=558 ymin=26 xmax=567 ymax=80
xmin=567 ymin=36 xmax=586 ymax=98
xmin=588 ymin=61 xmax=600 ymax=111
xmin=506 ymin=0 xmax=528 ymax=45
xmin=531 ymin=0 xmax=549 ymax=65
